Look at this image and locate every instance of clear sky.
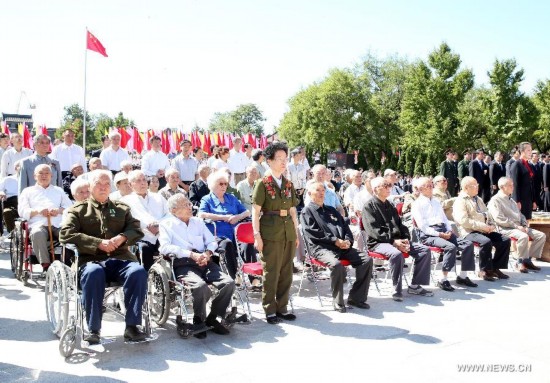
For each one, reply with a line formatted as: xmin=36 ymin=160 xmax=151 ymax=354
xmin=2 ymin=0 xmax=549 ymax=134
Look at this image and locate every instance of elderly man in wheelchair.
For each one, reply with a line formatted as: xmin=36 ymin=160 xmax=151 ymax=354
xmin=158 ymin=193 xmax=236 ymax=339
xmin=18 ymin=164 xmax=73 ymax=276
xmin=59 ymin=169 xmax=148 ymax=345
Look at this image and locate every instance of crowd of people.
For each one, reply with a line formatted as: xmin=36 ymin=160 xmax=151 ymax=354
xmin=0 ymin=128 xmax=546 ymax=344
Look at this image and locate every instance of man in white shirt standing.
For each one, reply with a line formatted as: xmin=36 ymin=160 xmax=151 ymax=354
xmin=228 ymin=137 xmax=249 ymax=185
xmin=141 ymin=135 xmax=170 ymax=183
xmin=172 ymin=139 xmax=198 ymax=193
xmin=1 ymin=133 xmax=33 ymax=178
xmin=287 ymin=149 xmax=308 ymax=209
xmin=343 ymin=170 xmax=364 ymax=213
xmin=121 ymin=170 xmax=168 ymax=271
xmin=236 ymin=165 xmax=259 ymax=212
xmin=0 ymin=133 xmax=10 ymax=166
xmin=411 ymin=177 xmax=477 ymax=291
xmin=50 ymin=129 xmax=87 ymax=179
xmin=100 ymin=131 xmax=130 ymax=174
xmin=159 ymin=194 xmax=234 ymax=338
xmin=18 ymin=164 xmax=73 ymax=273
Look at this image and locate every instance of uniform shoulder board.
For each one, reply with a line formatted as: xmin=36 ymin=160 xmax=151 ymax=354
xmin=72 ymin=200 xmax=88 ymax=208
xmin=113 ymin=200 xmax=130 ymax=209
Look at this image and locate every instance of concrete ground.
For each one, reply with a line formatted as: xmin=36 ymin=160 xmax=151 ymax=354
xmin=0 ymin=246 xmax=548 ymax=383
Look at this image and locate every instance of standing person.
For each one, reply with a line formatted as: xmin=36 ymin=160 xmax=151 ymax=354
xmin=236 ymin=165 xmax=259 ymax=212
xmin=287 ymin=148 xmax=307 ymax=210
xmin=90 ymin=135 xmax=110 ymax=158
xmin=489 ymin=151 xmax=506 ymax=197
xmin=457 ymin=150 xmax=471 ymax=188
xmin=506 ymin=147 xmax=520 ymax=178
xmin=99 ymin=131 xmax=130 ymax=174
xmin=18 ymin=134 xmax=62 ymax=193
xmin=252 ymin=142 xmax=299 ymax=324
xmin=206 ymin=145 xmax=220 ymax=168
xmin=141 ymin=135 xmax=171 ymax=185
xmin=1 ymin=132 xmax=33 ymax=178
xmin=251 ymin=149 xmax=266 ymax=178
xmin=172 ymin=139 xmax=198 ymax=193
xmin=50 ymin=129 xmax=88 ymax=179
xmin=469 ymin=149 xmax=490 ymax=203
xmin=510 ymin=142 xmax=536 ymax=220
xmin=0 ymin=133 xmax=10 ymax=166
xmin=189 ymin=165 xmax=211 ymax=208
xmin=228 ymin=137 xmax=249 ymax=185
xmin=439 ymin=149 xmax=458 ymax=197
xmin=544 ymin=159 xmax=550 ymax=212
xmin=530 ymin=150 xmax=543 ymax=210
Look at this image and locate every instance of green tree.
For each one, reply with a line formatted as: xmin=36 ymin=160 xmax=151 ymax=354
xmin=57 ymin=103 xmax=95 ymax=147
xmin=482 ymin=59 xmax=538 ymax=152
xmin=209 ymin=103 xmax=266 ymax=137
xmin=533 ymin=79 xmax=550 ymax=152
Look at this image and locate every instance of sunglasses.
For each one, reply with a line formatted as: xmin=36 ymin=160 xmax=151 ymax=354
xmin=218 ymin=182 xmax=229 ymax=187
xmin=381 ymin=183 xmax=392 ymax=188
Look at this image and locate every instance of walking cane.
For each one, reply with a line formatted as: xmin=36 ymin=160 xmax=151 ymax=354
xmin=47 ymin=214 xmax=55 ymax=264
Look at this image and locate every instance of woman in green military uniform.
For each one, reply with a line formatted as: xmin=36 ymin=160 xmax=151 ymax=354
xmin=252 ymin=142 xmax=299 ymax=324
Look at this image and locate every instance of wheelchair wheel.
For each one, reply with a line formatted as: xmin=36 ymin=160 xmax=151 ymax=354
xmin=45 ymin=261 xmax=69 ymax=337
xmin=9 ymin=229 xmax=24 ymax=280
xmin=147 ymin=263 xmax=170 ymax=326
xmin=59 ymin=326 xmax=76 ymax=358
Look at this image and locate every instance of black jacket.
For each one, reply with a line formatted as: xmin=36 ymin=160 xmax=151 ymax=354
xmin=188 ymin=179 xmax=210 ymax=207
xmin=300 ymin=203 xmax=353 ymax=255
xmin=362 ymin=196 xmax=409 ymax=249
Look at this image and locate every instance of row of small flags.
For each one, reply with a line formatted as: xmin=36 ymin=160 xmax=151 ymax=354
xmin=112 ymin=127 xmax=269 ymax=155
xmin=0 ymin=120 xmax=269 ymax=155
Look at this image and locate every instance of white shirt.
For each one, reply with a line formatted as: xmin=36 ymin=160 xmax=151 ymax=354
xmin=236 ymin=179 xmax=255 ymax=212
xmin=100 ymin=147 xmax=130 ymax=171
xmin=411 ymin=194 xmax=452 ymax=236
xmin=287 ymin=162 xmax=307 ymax=190
xmin=0 ymin=147 xmax=33 ymax=177
xmin=344 ymin=184 xmax=364 ymax=207
xmin=211 ymin=158 xmax=229 ymax=171
xmin=207 ymin=156 xmax=217 ymax=169
xmin=121 ymin=192 xmax=168 ymax=244
xmin=159 ymin=214 xmax=217 ymax=258
xmin=228 ymin=149 xmax=249 ymax=174
xmin=141 ymin=149 xmax=171 ymax=176
xmin=0 ymin=175 xmax=18 ymax=198
xmin=172 ymin=154 xmax=198 ymax=181
xmin=353 ymin=189 xmax=372 ymax=215
xmin=18 ymin=184 xmax=73 ymax=231
xmin=50 ymin=143 xmax=87 ymax=172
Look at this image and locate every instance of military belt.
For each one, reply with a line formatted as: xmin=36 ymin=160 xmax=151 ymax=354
xmin=263 ymin=210 xmax=289 ymax=217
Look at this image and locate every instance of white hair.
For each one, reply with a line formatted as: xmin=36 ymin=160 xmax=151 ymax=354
xmin=167 ymin=193 xmax=190 ymax=211
xmin=165 ymin=168 xmax=180 ymax=179
xmin=108 ymin=131 xmax=121 ymax=140
xmin=70 ymin=178 xmax=90 ymax=197
xmin=370 ymin=176 xmax=385 ymax=190
xmin=89 ymin=169 xmax=112 ymax=188
xmin=127 ymin=169 xmax=145 ymax=183
xmin=207 ymin=169 xmax=229 ymax=190
xmin=34 ymin=164 xmax=51 ymax=175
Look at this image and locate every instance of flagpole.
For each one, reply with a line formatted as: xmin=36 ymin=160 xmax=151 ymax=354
xmin=83 ymin=28 xmax=88 ymax=154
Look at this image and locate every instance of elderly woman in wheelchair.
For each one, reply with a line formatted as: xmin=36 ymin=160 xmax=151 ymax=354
xmin=58 ymin=169 xmax=149 ymax=346
xmin=158 ymin=194 xmax=237 ymax=339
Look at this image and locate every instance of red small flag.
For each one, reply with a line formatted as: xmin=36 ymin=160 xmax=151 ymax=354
xmin=87 ymin=31 xmax=108 ymax=57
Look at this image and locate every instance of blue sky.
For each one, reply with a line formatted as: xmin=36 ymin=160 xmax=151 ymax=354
xmin=1 ymin=0 xmax=549 ymax=133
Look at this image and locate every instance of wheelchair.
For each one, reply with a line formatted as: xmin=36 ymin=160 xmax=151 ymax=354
xmin=10 ymin=218 xmax=63 ymax=285
xmin=45 ymin=244 xmax=156 ymax=358
xmin=147 ymin=248 xmax=251 ymax=338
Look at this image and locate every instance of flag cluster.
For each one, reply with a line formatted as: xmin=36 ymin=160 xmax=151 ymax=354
xmin=109 ymin=127 xmax=269 ymax=155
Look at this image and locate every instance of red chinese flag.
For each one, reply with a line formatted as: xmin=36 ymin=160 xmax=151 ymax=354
xmin=202 ymin=133 xmax=212 ymax=155
xmin=117 ymin=127 xmax=131 ymax=148
xmin=87 ymin=31 xmax=108 ymax=57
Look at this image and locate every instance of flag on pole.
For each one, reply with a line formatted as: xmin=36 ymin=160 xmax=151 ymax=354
xmin=86 ymin=31 xmax=108 ymax=57
xmin=1 ymin=121 xmax=9 ymax=135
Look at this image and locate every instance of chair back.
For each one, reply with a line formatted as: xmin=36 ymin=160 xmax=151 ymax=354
xmin=234 ymin=222 xmax=255 ymax=245
xmin=396 ymin=202 xmax=404 ymax=216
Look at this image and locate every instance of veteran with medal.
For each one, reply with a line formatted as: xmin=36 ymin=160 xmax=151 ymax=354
xmin=252 ymin=142 xmax=299 ymax=324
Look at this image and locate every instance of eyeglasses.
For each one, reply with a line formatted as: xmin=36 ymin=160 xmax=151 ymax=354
xmin=422 ymin=184 xmax=434 ymax=189
xmin=218 ymin=182 xmax=229 ymax=187
xmin=380 ymin=183 xmax=392 ymax=188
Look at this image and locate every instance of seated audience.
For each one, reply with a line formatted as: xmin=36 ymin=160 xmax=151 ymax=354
xmin=189 ymin=164 xmax=211 ymax=208
xmin=236 ymin=165 xmax=259 ymax=212
xmin=362 ymin=177 xmax=433 ymax=302
xmin=159 ymin=194 xmax=234 ymax=338
xmin=110 ymin=172 xmax=133 ymax=201
xmin=60 ymin=169 xmax=147 ymax=344
xmin=63 ymin=163 xmax=85 ymax=200
xmin=159 ymin=168 xmax=186 ymax=200
xmin=411 ymin=177 xmax=477 ymax=291
xmin=453 ymin=176 xmax=511 ymax=281
xmin=301 ymin=182 xmax=373 ymax=312
xmin=487 ymin=177 xmax=545 ymax=273
xmin=0 ymin=160 xmax=22 ymax=234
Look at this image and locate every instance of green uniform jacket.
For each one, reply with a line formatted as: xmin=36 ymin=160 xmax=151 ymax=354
xmin=252 ymin=175 xmax=298 ymax=242
xmin=457 ymin=159 xmax=470 ymax=180
xmin=59 ymin=198 xmax=144 ymax=266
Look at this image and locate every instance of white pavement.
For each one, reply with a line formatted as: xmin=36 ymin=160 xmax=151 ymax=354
xmin=0 ymin=248 xmax=549 ymax=383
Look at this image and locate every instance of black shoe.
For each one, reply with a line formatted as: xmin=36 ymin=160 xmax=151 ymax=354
xmin=192 ymin=316 xmax=208 ymax=338
xmin=276 ymin=312 xmax=297 ymax=321
xmin=84 ymin=330 xmax=100 ymax=345
xmin=456 ymin=276 xmax=478 ymax=287
xmin=493 ymin=269 xmax=509 ymax=280
xmin=124 ymin=325 xmax=147 ymax=342
xmin=437 ymin=280 xmax=455 ymax=292
xmin=206 ymin=316 xmax=230 ymax=335
xmin=333 ymin=304 xmax=347 ymax=313
xmin=347 ymin=299 xmax=370 ymax=309
xmin=478 ymin=271 xmax=496 ymax=282
xmin=266 ymin=315 xmax=282 ymax=324
xmin=524 ymin=259 xmax=541 ymax=271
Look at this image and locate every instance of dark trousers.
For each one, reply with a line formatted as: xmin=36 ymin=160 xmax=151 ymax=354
xmin=464 ymin=231 xmax=510 ymax=271
xmin=419 ymin=225 xmax=475 ymax=272
xmin=80 ymin=259 xmax=147 ymax=332
xmin=216 ymin=238 xmax=240 ymax=279
xmin=2 ymin=196 xmax=18 ymax=233
xmin=140 ymin=240 xmax=159 ymax=271
xmin=314 ymin=247 xmax=373 ymax=307
xmin=174 ymin=259 xmax=235 ymax=321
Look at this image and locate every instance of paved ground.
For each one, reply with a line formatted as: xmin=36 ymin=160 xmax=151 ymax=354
xmin=0 ymin=247 xmax=548 ymax=383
